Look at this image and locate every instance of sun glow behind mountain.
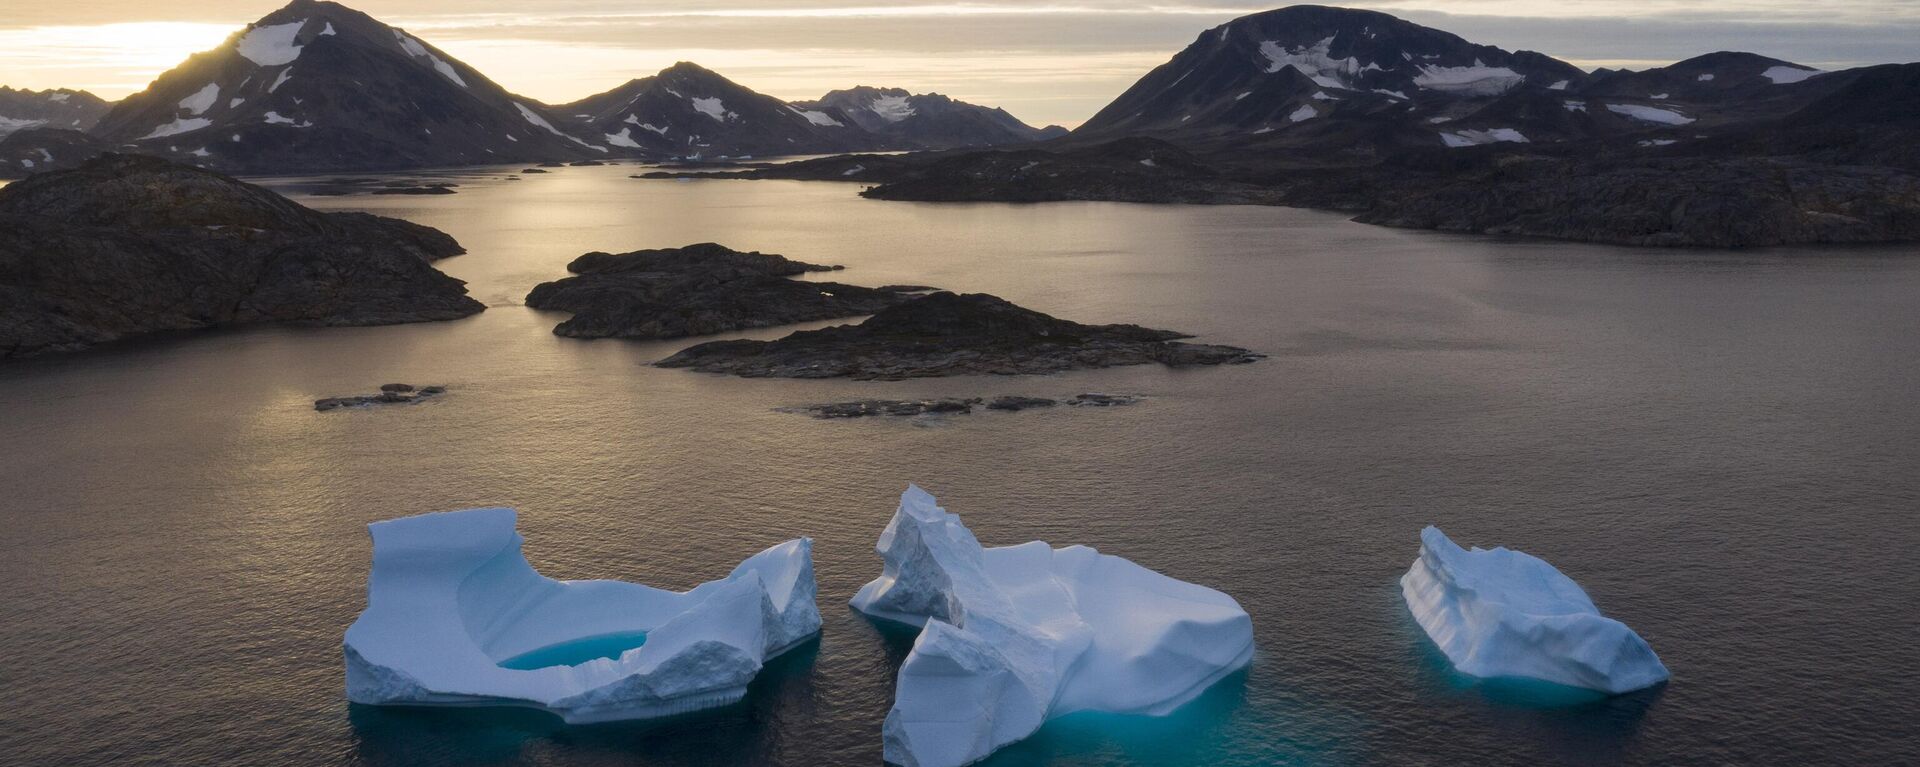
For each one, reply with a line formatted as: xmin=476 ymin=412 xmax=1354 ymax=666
xmin=1 ymin=1 xmax=1916 ymax=127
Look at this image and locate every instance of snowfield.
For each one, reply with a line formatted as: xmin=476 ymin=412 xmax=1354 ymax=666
xmin=1414 ymin=62 xmax=1525 ymax=96
xmin=692 ymin=97 xmax=734 ymax=122
xmin=237 ymin=20 xmax=306 ymax=66
xmin=1260 ymin=36 xmax=1374 ymax=89
xmin=789 ymin=106 xmax=844 ymax=127
xmin=1763 ymin=65 xmax=1821 ymax=84
xmin=868 ymin=94 xmax=917 ymax=122
xmin=1440 ymin=128 xmax=1528 ymax=147
xmin=853 ymin=486 xmax=1254 ymax=767
xmin=1401 ymin=526 xmax=1670 ymax=695
xmin=1606 ymin=103 xmax=1696 ymax=125
xmin=393 ymin=31 xmax=467 ymax=87
xmin=344 ymin=508 xmax=821 ymax=723
xmin=140 ymin=117 xmax=214 ymax=140
xmin=178 ymin=84 xmax=220 ymax=116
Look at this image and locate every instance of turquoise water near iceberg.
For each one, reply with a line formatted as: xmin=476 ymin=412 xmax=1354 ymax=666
xmin=497 ymin=631 xmax=651 ymax=670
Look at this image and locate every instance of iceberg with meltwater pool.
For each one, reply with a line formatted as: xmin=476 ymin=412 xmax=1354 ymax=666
xmin=344 ymin=507 xmax=820 ymax=723
xmin=1401 ymin=526 xmax=1669 ymax=695
xmin=852 ymin=485 xmax=1255 ymax=767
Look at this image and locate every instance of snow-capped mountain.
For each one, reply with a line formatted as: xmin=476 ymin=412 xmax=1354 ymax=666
xmin=0 ymin=87 xmax=114 ymax=139
xmin=89 ymin=0 xmax=607 ymax=173
xmin=794 ymin=87 xmax=1066 ymax=149
xmin=559 ymin=63 xmax=867 ymax=159
xmin=1079 ymin=5 xmax=1586 ymax=138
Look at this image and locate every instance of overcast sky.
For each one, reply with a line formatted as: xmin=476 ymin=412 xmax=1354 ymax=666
xmin=2 ymin=1 xmax=1915 ymax=126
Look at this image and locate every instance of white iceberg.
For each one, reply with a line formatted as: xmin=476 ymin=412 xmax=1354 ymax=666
xmin=344 ymin=507 xmax=820 ymax=723
xmin=852 ymin=486 xmax=1254 ymax=767
xmin=1401 ymin=526 xmax=1669 ymax=695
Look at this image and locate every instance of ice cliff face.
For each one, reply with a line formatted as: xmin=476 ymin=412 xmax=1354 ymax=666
xmin=1401 ymin=526 xmax=1669 ymax=695
xmin=852 ymin=486 xmax=1254 ymax=767
xmin=343 ymin=507 xmax=819 ymax=723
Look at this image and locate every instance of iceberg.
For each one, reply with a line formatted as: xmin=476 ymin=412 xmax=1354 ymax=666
xmin=852 ymin=486 xmax=1254 ymax=767
xmin=1401 ymin=526 xmax=1669 ymax=695
xmin=344 ymin=508 xmax=820 ymax=723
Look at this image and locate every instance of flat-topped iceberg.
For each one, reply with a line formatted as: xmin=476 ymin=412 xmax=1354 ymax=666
xmin=853 ymin=486 xmax=1254 ymax=767
xmin=1401 ymin=526 xmax=1669 ymax=695
xmin=344 ymin=508 xmax=819 ymax=723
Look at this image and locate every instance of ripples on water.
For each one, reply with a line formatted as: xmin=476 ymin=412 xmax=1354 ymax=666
xmin=1 ymin=166 xmax=1916 ymax=765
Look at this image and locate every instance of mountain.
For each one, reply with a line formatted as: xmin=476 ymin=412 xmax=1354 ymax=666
xmin=1078 ymin=5 xmax=1586 ymax=140
xmin=558 ymin=63 xmax=867 ymax=159
xmin=88 ymin=0 xmax=606 ymax=173
xmin=0 ymin=87 xmax=114 ymax=138
xmin=0 ymin=154 xmax=482 ymax=359
xmin=681 ymin=5 xmax=1920 ymax=247
xmin=794 ymin=87 xmax=1066 ymax=149
xmin=0 ymin=129 xmax=111 ymax=177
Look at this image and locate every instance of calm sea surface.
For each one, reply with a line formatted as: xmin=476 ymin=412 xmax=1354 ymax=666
xmin=2 ymin=165 xmax=1916 ymax=766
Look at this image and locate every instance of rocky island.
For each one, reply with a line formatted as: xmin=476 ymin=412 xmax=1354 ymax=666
xmin=0 ymin=154 xmax=483 ymax=359
xmin=657 ymin=291 xmax=1261 ymax=379
xmin=523 ymin=243 xmax=925 ymax=339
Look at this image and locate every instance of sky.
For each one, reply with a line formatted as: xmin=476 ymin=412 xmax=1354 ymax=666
xmin=1 ymin=1 xmax=1916 ymax=127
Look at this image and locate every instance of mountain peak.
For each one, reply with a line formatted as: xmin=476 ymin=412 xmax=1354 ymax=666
xmin=87 ymin=0 xmax=606 ymax=172
xmin=1080 ymin=4 xmax=1585 ymax=137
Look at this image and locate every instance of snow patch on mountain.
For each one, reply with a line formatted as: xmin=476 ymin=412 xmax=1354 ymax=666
xmin=868 ymin=94 xmax=916 ymax=122
xmin=237 ymin=20 xmax=306 ymax=66
xmin=263 ymin=111 xmax=313 ymax=127
xmin=604 ymin=127 xmax=641 ymax=148
xmin=270 ymin=68 xmax=294 ymax=93
xmin=1762 ymin=65 xmax=1820 ymax=84
xmin=692 ymin=97 xmax=734 ymax=122
xmin=1414 ymin=62 xmax=1525 ymax=95
xmin=1606 ymin=103 xmax=1695 ymax=125
xmin=179 ymin=84 xmax=220 ymax=116
xmin=789 ymin=106 xmax=843 ymax=127
xmin=141 ymin=117 xmax=213 ymax=140
xmin=1289 ymin=104 xmax=1318 ymax=122
xmin=515 ymin=102 xmax=605 ymax=151
xmin=393 ymin=31 xmax=467 ymax=87
xmin=1440 ymin=128 xmax=1528 ymax=147
xmin=1260 ymin=36 xmax=1372 ymax=89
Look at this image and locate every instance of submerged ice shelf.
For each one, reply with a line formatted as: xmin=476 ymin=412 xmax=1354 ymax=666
xmin=344 ymin=508 xmax=820 ymax=723
xmin=853 ymin=486 xmax=1255 ymax=767
xmin=1401 ymin=526 xmax=1669 ymax=695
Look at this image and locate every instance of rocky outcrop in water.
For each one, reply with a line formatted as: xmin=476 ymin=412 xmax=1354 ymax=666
xmin=657 ymin=291 xmax=1261 ymax=380
xmin=524 ymin=243 xmax=924 ymax=339
xmin=783 ymin=392 xmax=1143 ymax=418
xmin=0 ymin=154 xmax=483 ymax=359
xmin=315 ymin=383 xmax=448 ymax=410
